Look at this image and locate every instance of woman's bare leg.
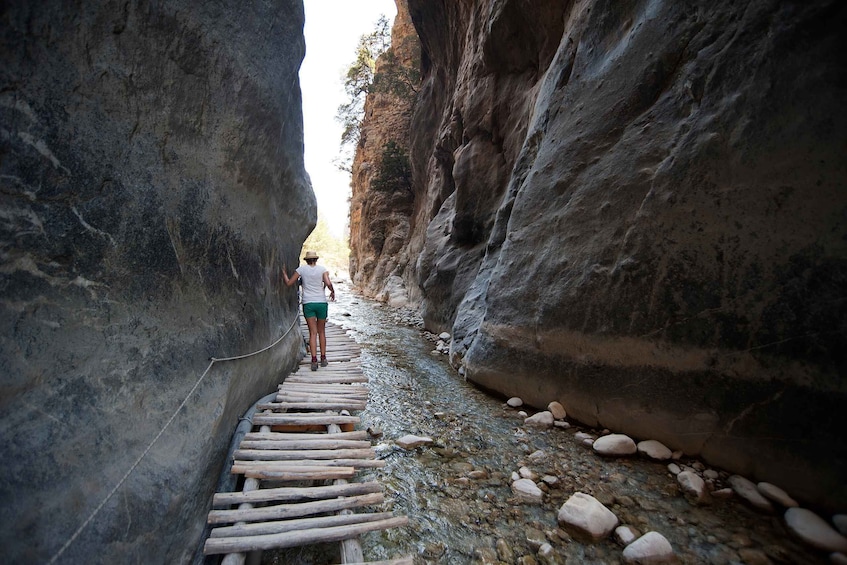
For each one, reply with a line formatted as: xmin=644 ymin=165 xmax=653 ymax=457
xmin=317 ymin=318 xmax=327 ymax=363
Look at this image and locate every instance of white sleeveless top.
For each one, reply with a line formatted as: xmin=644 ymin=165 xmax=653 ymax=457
xmin=296 ymin=264 xmax=328 ymax=303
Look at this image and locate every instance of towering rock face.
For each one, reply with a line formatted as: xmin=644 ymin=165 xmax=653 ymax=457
xmin=349 ymin=0 xmax=420 ymax=306
xmin=356 ymin=0 xmax=847 ymax=509
xmin=0 ymin=1 xmax=311 ymax=562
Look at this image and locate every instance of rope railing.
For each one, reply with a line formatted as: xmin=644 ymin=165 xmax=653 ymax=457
xmin=47 ymin=315 xmax=301 ymax=564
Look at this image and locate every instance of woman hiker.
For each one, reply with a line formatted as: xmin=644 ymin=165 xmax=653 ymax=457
xmin=282 ymin=250 xmax=336 ymax=371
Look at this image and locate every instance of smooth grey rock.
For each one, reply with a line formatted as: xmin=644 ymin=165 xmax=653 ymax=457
xmin=557 ymin=492 xmax=619 ymax=542
xmin=524 ymin=411 xmax=555 ymax=428
xmin=593 ymin=434 xmax=637 ymax=456
xmin=548 ymin=401 xmax=567 ymax=420
xmin=728 ymin=475 xmax=774 ymax=512
xmin=519 ymin=466 xmax=538 ymax=480
xmin=622 ymin=531 xmax=676 ymax=563
xmin=396 ymin=435 xmax=434 ymax=449
xmin=512 ymin=478 xmax=544 ymax=504
xmin=0 ymin=1 xmax=310 ymax=562
xmin=575 ymin=432 xmax=595 ymax=442
xmin=637 ymin=440 xmax=673 ymax=461
xmin=667 ymin=463 xmax=682 ymax=475
xmin=351 ymin=0 xmax=847 ymax=513
xmin=784 ymin=508 xmax=847 ymax=553
xmin=507 ymin=397 xmax=524 ymax=408
xmin=757 ymin=482 xmax=799 ymax=508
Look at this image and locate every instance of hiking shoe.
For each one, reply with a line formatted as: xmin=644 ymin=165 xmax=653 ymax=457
xmin=320 ymin=356 xmax=328 ymax=367
xmin=310 ymin=359 xmax=318 ymax=371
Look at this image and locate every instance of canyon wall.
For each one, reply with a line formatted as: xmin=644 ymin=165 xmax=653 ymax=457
xmin=0 ymin=1 xmax=311 ymax=562
xmin=350 ymin=0 xmax=847 ymax=510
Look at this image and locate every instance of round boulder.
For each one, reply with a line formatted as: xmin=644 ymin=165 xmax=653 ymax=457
xmin=622 ymin=531 xmax=676 ymax=563
xmin=593 ymin=434 xmax=637 ymax=456
xmin=557 ymin=492 xmax=619 ymax=542
xmin=784 ymin=507 xmax=847 ymax=553
xmin=637 ymin=439 xmax=672 ymax=461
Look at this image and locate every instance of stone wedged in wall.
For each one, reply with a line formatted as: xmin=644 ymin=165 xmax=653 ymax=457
xmin=400 ymin=0 xmax=847 ymax=509
xmin=0 ymin=1 xmax=312 ymax=562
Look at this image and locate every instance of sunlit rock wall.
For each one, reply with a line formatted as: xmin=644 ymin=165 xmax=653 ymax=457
xmin=398 ymin=0 xmax=847 ymax=509
xmin=0 ymin=1 xmax=312 ymax=562
xmin=349 ymin=0 xmax=419 ymax=306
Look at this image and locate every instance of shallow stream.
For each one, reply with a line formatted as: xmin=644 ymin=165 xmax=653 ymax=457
xmin=265 ymin=284 xmax=825 ymax=564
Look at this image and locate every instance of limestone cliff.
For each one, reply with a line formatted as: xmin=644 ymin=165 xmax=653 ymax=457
xmin=349 ymin=0 xmax=420 ymax=306
xmin=0 ymin=1 xmax=311 ymax=562
xmin=354 ymin=0 xmax=847 ymax=509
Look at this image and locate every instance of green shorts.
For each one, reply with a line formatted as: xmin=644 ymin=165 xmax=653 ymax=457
xmin=302 ymin=302 xmax=328 ymax=320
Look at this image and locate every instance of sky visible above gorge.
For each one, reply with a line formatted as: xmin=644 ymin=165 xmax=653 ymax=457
xmin=300 ymin=0 xmax=398 ymax=238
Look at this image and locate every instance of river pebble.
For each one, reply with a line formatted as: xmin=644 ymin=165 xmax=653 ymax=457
xmin=784 ymin=507 xmax=847 ymax=552
xmin=621 ymin=531 xmax=676 ymax=564
xmin=728 ymin=475 xmax=774 ymax=512
xmin=677 ymin=471 xmax=707 ymax=504
xmin=438 ymin=331 xmax=451 ymax=340
xmin=548 ymin=401 xmax=566 ymax=419
xmin=519 ymin=466 xmax=538 ymax=480
xmin=757 ymin=482 xmax=798 ymax=508
xmin=537 ymin=543 xmax=564 ymax=565
xmin=557 ymin=492 xmax=619 ymax=542
xmin=507 ymin=397 xmax=524 ymax=407
xmin=667 ymin=463 xmax=681 ymax=475
xmin=615 ymin=525 xmax=639 ymax=545
xmin=593 ymin=434 xmax=637 ymax=456
xmin=512 ymin=478 xmax=544 ymax=503
xmin=525 ymin=411 xmax=554 ymax=428
xmin=574 ymin=432 xmax=595 ymax=442
xmin=636 ymin=439 xmax=672 ymax=461
xmin=395 ymin=434 xmax=433 ymax=449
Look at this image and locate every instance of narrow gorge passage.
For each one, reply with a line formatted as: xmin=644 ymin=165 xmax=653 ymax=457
xmin=266 ymin=283 xmax=823 ymax=565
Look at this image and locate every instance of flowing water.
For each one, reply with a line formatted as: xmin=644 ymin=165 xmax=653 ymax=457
xmin=265 ymin=283 xmax=826 ymax=564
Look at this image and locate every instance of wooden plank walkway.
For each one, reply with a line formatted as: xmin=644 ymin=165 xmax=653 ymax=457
xmin=203 ymin=320 xmax=410 ymax=563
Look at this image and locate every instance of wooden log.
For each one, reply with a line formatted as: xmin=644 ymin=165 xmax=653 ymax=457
xmin=204 ymin=516 xmax=409 ymax=555
xmin=207 ymin=492 xmax=385 ymax=525
xmin=241 ymin=467 xmax=361 ymax=480
xmin=286 ymin=376 xmax=368 ymax=384
xmin=342 ymin=559 xmax=415 ymax=565
xmin=260 ymin=401 xmax=367 ymax=411
xmin=209 ymin=511 xmax=396 ymax=538
xmin=252 ymin=414 xmax=359 ymax=426
xmin=238 ymin=439 xmax=372 ymax=450
xmin=234 ymin=458 xmax=385 ymax=470
xmin=212 ymin=481 xmax=382 ymax=508
xmin=243 ymin=430 xmax=368 ymax=441
xmin=233 ymin=448 xmax=375 ymax=461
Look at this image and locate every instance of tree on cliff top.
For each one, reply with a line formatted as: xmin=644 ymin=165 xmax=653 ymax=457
xmin=336 ymin=15 xmax=391 ymax=170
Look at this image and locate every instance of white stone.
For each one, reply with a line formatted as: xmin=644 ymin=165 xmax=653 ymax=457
xmin=834 ymin=515 xmax=847 ymax=536
xmin=757 ymin=482 xmax=798 ymax=508
xmin=554 ymin=420 xmax=571 ymax=429
xmin=615 ymin=525 xmax=639 ymax=546
xmin=574 ymin=432 xmax=595 ymax=442
xmin=581 ymin=438 xmax=595 ymax=447
xmin=528 ymin=449 xmax=546 ymax=461
xmin=728 ymin=475 xmax=774 ymax=512
xmin=439 ymin=332 xmax=451 ymax=340
xmin=637 ymin=440 xmax=672 ymax=461
xmin=667 ymin=463 xmax=681 ymax=475
xmin=524 ymin=411 xmax=555 ymax=428
xmin=395 ymin=435 xmax=433 ymax=449
xmin=518 ymin=410 xmax=528 ymax=417
xmin=622 ymin=531 xmax=676 ymax=563
xmin=541 ymin=475 xmax=559 ymax=486
xmin=548 ymin=401 xmax=567 ymax=420
xmin=507 ymin=397 xmax=524 ymax=408
xmin=784 ymin=508 xmax=847 ymax=552
xmin=511 ymin=471 xmax=521 ymax=482
xmin=519 ymin=466 xmax=538 ymax=480
xmin=677 ymin=471 xmax=706 ymax=503
xmin=593 ymin=434 xmax=637 ymax=456
xmin=703 ymin=469 xmax=719 ymax=480
xmin=557 ymin=492 xmax=619 ymax=542
xmin=511 ymin=478 xmax=544 ymax=504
